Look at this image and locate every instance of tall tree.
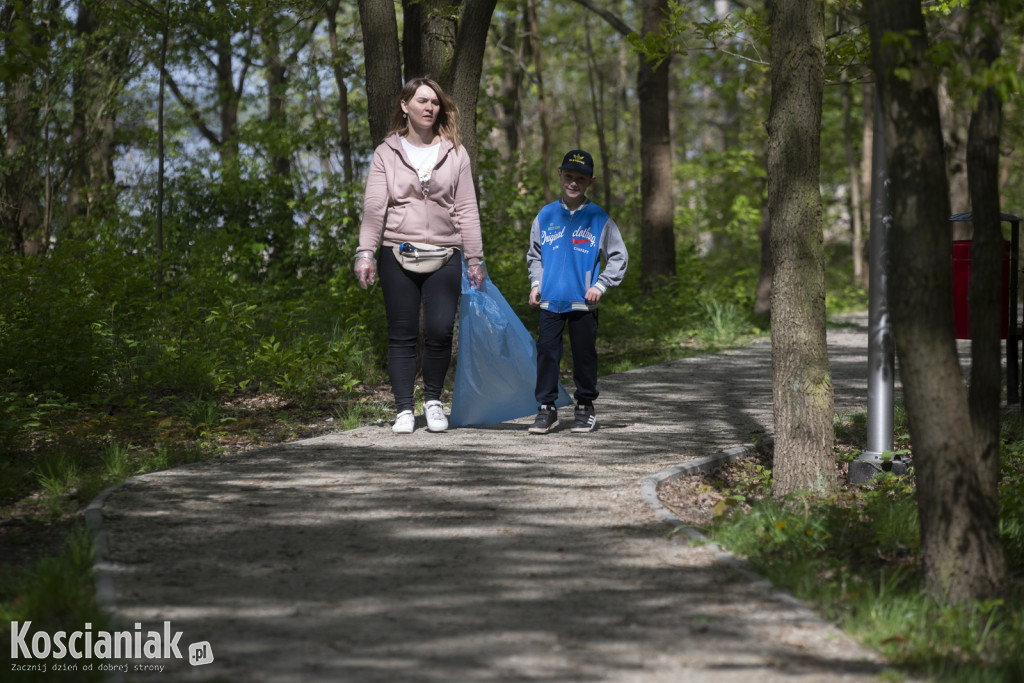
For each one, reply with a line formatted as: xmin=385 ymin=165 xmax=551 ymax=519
xmin=0 ymin=0 xmax=52 ymax=255
xmin=526 ymin=0 xmax=552 ymax=202
xmin=436 ymin=0 xmax=498 ymax=171
xmin=638 ymin=0 xmax=676 ymax=290
xmin=358 ymin=0 xmax=497 ymax=172
xmin=357 ymin=0 xmax=402 ymax=146
xmin=492 ymin=4 xmax=526 ymax=166
xmin=67 ymin=1 xmax=129 ymax=231
xmin=963 ymin=0 xmax=1008 ymax=598
xmin=156 ymin=0 xmax=170 ymax=286
xmin=935 ymin=6 xmax=971 ymax=230
xmin=160 ymin=3 xmax=253 ymax=165
xmin=325 ymin=0 xmax=356 ymax=187
xmin=571 ymin=0 xmax=676 ymax=289
xmin=583 ymin=14 xmax=612 ymax=209
xmin=766 ymin=0 xmax=837 ymax=496
xmin=840 ymin=70 xmax=866 ymax=287
xmin=259 ymin=10 xmax=317 ymax=273
xmin=865 ymin=0 xmax=1005 ymax=602
xmin=858 ymin=81 xmax=873 ymax=289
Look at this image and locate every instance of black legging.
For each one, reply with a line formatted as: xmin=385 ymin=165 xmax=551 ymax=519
xmin=379 ymin=247 xmax=461 ymax=412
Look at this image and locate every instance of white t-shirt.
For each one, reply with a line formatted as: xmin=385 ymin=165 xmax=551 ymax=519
xmin=401 ymin=138 xmax=439 ymax=179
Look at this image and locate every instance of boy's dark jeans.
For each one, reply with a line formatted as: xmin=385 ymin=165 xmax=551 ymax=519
xmin=379 ymin=248 xmax=461 ymax=412
xmin=535 ymin=308 xmax=599 ymax=406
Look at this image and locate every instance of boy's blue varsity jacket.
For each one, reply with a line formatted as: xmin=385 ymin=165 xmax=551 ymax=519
xmin=527 ymin=197 xmax=629 ymax=313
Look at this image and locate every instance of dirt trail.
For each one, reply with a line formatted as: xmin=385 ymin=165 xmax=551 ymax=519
xmin=90 ymin=318 xmax=892 ymax=682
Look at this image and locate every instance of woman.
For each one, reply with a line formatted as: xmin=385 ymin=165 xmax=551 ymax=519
xmin=354 ymin=77 xmax=485 ymax=434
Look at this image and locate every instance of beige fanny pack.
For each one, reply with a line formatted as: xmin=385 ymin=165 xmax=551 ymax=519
xmin=393 ymin=241 xmax=456 ymax=273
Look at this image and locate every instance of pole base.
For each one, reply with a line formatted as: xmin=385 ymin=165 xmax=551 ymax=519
xmin=848 ymin=451 xmax=912 ymax=485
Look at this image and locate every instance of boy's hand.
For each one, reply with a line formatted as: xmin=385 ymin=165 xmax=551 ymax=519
xmin=585 ymin=286 xmax=603 ymax=304
xmin=529 ymin=286 xmax=541 ymax=308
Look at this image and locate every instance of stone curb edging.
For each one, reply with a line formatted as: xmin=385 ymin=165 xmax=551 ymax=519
xmin=84 ymin=477 xmax=139 ymax=683
xmin=638 ymin=441 xmax=865 ymax=636
xmin=85 ymin=479 xmax=130 ymax=615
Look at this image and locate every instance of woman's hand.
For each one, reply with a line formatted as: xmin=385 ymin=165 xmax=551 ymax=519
xmin=467 ymin=262 xmax=486 ymax=289
xmin=354 ymin=252 xmax=376 ymax=289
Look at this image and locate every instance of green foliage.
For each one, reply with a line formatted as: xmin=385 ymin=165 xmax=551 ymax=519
xmin=32 ymin=452 xmax=80 ymax=501
xmin=1 ymin=229 xmax=382 ymax=401
xmin=632 ymin=2 xmax=770 ymax=69
xmin=703 ymin=417 xmax=1024 ymax=681
xmin=101 ymin=442 xmax=136 ymax=481
xmin=695 ymin=295 xmax=750 ymax=345
xmin=0 ymin=525 xmax=98 ymax=626
xmin=0 ymin=525 xmax=108 ymax=682
xmin=999 ymin=424 xmax=1024 ymax=573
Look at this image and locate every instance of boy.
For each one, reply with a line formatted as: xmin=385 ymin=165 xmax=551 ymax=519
xmin=527 ymin=149 xmax=628 ymax=434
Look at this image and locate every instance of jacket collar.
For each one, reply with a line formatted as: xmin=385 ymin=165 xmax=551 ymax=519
xmin=560 ymin=196 xmax=591 ymax=212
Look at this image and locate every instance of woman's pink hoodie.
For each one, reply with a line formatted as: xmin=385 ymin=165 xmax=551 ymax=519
xmin=358 ymin=133 xmax=484 ymax=266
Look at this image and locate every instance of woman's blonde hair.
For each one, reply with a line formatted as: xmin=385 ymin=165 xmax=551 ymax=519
xmin=386 ymin=77 xmax=460 ymax=148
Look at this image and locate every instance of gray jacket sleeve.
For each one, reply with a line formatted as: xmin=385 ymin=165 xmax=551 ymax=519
xmin=595 ymin=217 xmax=628 ymax=292
xmin=526 ymin=215 xmax=544 ymax=290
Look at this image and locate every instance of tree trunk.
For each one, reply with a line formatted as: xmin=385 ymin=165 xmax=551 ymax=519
xmin=866 ymin=0 xmax=1003 ymax=603
xmin=362 ymin=0 xmax=495 ymax=174
xmin=841 ymin=71 xmax=865 ymax=287
xmin=638 ymin=0 xmax=676 ymax=291
xmin=67 ymin=1 xmax=123 ymax=229
xmin=160 ymin=7 xmax=247 ymax=168
xmin=573 ymin=0 xmax=676 ymax=288
xmin=414 ymin=0 xmax=458 ymax=83
xmin=937 ymin=7 xmax=971 ymax=232
xmin=583 ymin=15 xmax=612 ymax=209
xmin=526 ymin=0 xmax=552 ymax=203
xmin=442 ymin=0 xmax=498 ymax=175
xmin=262 ymin=17 xmax=296 ymax=272
xmin=357 ymin=0 xmax=402 ymax=145
xmin=496 ymin=9 xmax=525 ymax=165
xmin=215 ymin=35 xmax=240 ymax=162
xmin=1 ymin=1 xmax=46 ymax=255
xmin=325 ymin=0 xmax=355 ymax=185
xmin=859 ymin=81 xmax=873 ymax=289
xmin=401 ymin=0 xmax=425 ymax=81
xmin=157 ymin=0 xmax=169 ymax=287
xmin=964 ymin=0 xmax=1007 ymax=598
xmin=767 ymin=0 xmax=837 ymax=497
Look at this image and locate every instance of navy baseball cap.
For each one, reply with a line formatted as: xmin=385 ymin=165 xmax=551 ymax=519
xmin=558 ymin=149 xmax=594 ymax=176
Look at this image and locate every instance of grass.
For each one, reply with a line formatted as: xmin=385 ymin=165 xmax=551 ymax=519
xmin=695 ymin=408 xmax=1024 ymax=682
xmin=0 ymin=524 xmax=108 ymax=681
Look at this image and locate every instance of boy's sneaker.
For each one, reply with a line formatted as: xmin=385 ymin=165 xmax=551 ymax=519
xmin=528 ymin=405 xmax=559 ymax=434
xmin=571 ymin=404 xmax=597 ymax=433
xmin=392 ymin=410 xmax=415 ymax=434
xmin=424 ymin=400 xmax=449 ymax=432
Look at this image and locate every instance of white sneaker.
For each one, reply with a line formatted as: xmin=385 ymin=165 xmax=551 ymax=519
xmin=424 ymin=400 xmax=448 ymax=432
xmin=392 ymin=410 xmax=415 ymax=434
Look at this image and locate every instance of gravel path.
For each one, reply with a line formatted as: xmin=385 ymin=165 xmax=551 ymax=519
xmin=89 ymin=316 xmax=896 ymax=682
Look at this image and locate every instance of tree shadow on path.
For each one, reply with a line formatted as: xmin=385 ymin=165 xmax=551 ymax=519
xmin=94 ymin=322 xmax=891 ymax=682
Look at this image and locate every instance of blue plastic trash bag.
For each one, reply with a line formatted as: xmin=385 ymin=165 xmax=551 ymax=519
xmin=449 ymin=262 xmax=572 ymax=427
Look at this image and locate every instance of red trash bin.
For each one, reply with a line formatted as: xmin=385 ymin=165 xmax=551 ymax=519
xmin=951 ymin=240 xmax=1010 ymax=340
